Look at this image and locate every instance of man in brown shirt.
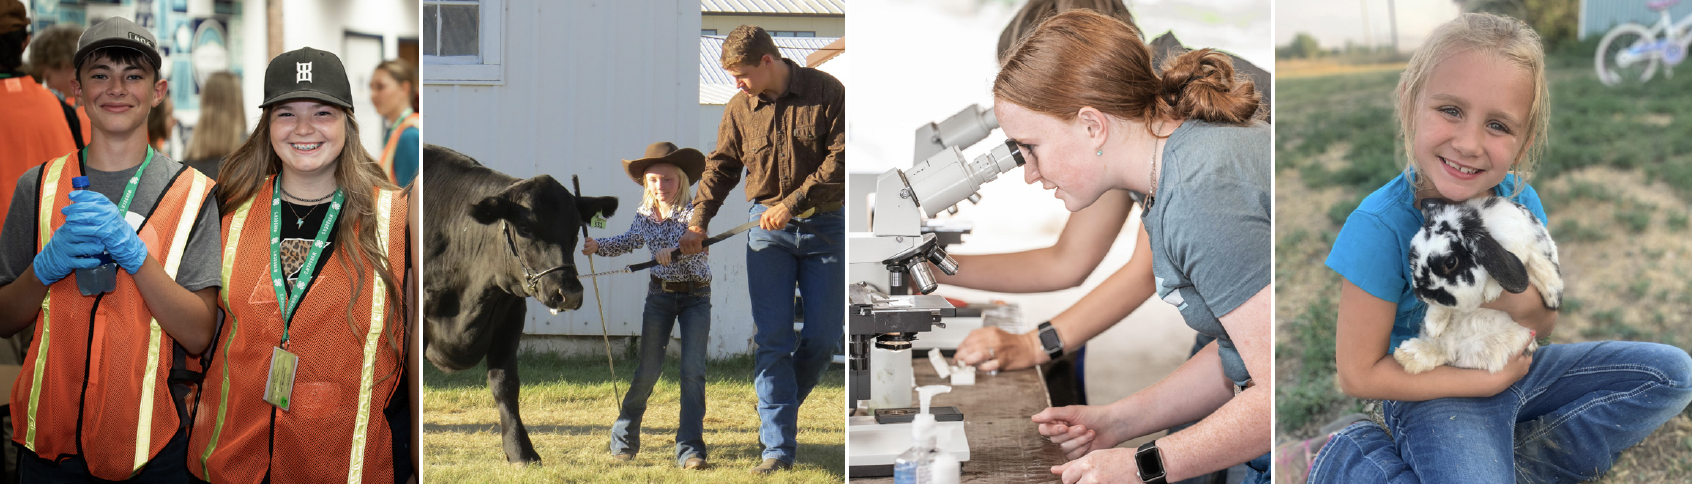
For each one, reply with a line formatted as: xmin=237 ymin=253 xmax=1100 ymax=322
xmin=677 ymin=25 xmax=843 ymax=475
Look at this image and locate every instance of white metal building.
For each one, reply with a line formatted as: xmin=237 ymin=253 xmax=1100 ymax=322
xmin=421 ymin=0 xmax=751 ymax=357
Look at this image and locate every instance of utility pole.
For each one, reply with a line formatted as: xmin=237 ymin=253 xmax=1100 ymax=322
xmin=1387 ymin=0 xmax=1400 ymax=54
xmin=1362 ymin=0 xmax=1373 ymax=50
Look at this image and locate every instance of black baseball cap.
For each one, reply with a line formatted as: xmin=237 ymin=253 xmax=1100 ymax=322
xmin=261 ymin=47 xmax=354 ymax=111
xmin=74 ymin=17 xmax=162 ymax=73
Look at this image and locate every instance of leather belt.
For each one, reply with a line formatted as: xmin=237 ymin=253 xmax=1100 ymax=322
xmin=763 ymin=199 xmax=843 ymax=214
xmin=652 ymin=275 xmax=709 ymax=293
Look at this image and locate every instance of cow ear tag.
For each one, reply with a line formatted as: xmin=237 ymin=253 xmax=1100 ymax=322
xmin=589 ymin=211 xmax=607 ymax=229
xmin=264 ymin=347 xmax=300 ymax=411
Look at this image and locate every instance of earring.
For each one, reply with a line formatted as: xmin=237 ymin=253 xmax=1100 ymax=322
xmin=1096 ymin=150 xmax=1103 ymax=156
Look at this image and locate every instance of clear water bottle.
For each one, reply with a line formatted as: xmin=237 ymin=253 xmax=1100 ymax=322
xmin=71 ymin=176 xmax=117 ymax=296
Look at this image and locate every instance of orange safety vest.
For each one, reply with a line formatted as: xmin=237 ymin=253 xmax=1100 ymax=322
xmin=190 ymin=178 xmax=408 ymax=484
xmin=10 ymin=152 xmax=214 ymax=479
xmin=378 ymin=113 xmax=420 ymax=185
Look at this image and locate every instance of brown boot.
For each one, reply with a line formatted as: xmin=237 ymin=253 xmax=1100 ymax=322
xmin=748 ymin=458 xmax=791 ymax=475
xmin=612 ymin=452 xmax=635 ymax=462
xmin=682 ymin=457 xmax=709 ymax=470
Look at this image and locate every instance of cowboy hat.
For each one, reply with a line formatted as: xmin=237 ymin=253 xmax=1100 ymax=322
xmin=623 ymin=141 xmax=705 ymax=187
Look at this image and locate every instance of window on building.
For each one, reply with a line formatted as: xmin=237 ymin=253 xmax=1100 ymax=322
xmin=424 ymin=0 xmax=503 ymax=84
xmin=702 ymin=29 xmax=718 ymax=35
xmin=770 ymin=31 xmax=817 ymax=37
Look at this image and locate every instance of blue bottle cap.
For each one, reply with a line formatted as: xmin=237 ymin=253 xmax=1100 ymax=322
xmin=71 ymin=176 xmax=90 ymax=189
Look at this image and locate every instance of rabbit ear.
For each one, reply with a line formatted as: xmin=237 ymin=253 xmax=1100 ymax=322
xmin=1473 ymin=231 xmax=1529 ymax=293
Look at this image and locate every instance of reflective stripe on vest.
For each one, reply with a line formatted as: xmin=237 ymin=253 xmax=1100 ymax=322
xmin=132 ymin=172 xmax=209 ymax=473
xmin=347 ymin=188 xmax=396 ymax=483
xmin=24 ymin=154 xmax=70 ymax=450
xmin=16 ymin=153 xmax=209 ymax=478
xmin=379 ymin=113 xmax=420 ymax=185
xmin=199 ymin=192 xmax=254 ymax=479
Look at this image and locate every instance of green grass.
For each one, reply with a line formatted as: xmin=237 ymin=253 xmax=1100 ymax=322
xmin=1274 ymin=281 xmax=1344 ymax=433
xmin=1277 ymin=42 xmax=1692 ymax=200
xmin=424 ymin=352 xmax=844 ymax=483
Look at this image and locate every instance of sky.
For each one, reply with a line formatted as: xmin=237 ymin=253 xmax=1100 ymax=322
xmin=1275 ymin=0 xmax=1462 ymax=51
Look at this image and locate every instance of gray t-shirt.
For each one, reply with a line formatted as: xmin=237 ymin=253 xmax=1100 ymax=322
xmin=1143 ymin=119 xmax=1270 ymax=387
xmin=0 ymin=151 xmax=222 ymax=292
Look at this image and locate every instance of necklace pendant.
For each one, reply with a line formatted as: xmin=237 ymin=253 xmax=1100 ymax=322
xmin=297 ymin=218 xmax=305 ymax=229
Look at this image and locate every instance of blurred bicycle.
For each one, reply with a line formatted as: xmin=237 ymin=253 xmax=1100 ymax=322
xmin=1595 ymin=0 xmax=1692 ymax=85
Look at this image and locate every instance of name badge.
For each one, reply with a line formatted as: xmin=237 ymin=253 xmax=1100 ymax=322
xmin=264 ymin=347 xmax=300 ymax=410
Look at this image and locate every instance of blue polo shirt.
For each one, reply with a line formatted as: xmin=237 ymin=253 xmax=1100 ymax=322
xmin=1324 ymin=171 xmax=1547 ymax=352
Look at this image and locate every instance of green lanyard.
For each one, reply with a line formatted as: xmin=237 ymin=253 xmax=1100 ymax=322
xmin=269 ymin=176 xmax=344 ymax=342
xmin=80 ymin=146 xmax=155 ymax=214
xmin=385 ymin=108 xmax=415 ymax=143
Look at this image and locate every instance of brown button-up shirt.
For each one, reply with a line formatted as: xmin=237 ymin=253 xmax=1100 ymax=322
xmin=690 ymin=58 xmax=844 ymax=230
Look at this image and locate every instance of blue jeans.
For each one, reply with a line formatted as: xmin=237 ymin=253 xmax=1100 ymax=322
xmin=744 ymin=204 xmax=844 ymax=463
xmin=608 ymin=281 xmax=712 ymax=466
xmin=1309 ymin=341 xmax=1692 ymax=483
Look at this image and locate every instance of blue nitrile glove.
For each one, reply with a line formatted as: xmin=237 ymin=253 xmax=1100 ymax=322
xmin=63 ymin=190 xmax=151 ymax=274
xmin=32 ymin=227 xmax=104 ymax=286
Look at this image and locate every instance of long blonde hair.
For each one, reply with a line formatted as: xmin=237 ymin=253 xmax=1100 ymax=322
xmin=639 ymin=163 xmax=692 ymax=215
xmin=217 ymin=106 xmax=405 ymax=377
xmin=184 ymin=72 xmax=246 ymax=161
xmin=1397 ymin=12 xmax=1549 ymax=197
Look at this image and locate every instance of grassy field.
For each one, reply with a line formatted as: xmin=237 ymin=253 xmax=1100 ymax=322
xmin=424 ymin=352 xmax=845 ymax=483
xmin=1275 ymin=42 xmax=1692 ymax=482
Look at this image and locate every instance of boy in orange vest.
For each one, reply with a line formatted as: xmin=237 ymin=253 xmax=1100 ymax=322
xmin=0 ymin=17 xmax=218 ymax=481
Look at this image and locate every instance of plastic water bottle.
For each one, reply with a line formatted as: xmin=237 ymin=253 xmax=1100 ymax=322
xmin=71 ymin=176 xmax=117 ymax=296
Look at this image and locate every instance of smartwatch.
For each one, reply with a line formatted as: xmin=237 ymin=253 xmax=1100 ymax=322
xmin=1037 ymin=321 xmax=1063 ymax=360
xmin=1136 ymin=439 xmax=1167 ymax=484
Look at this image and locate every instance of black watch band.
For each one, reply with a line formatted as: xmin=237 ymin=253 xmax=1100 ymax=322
xmin=1136 ymin=439 xmax=1167 ymax=484
xmin=1037 ymin=321 xmax=1063 ymax=360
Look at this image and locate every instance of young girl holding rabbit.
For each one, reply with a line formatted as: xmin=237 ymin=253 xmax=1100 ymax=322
xmin=581 ymin=142 xmax=715 ymax=470
xmin=1308 ymin=13 xmax=1692 ymax=483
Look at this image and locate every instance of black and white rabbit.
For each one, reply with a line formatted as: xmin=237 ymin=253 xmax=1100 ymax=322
xmin=1395 ymin=196 xmax=1563 ymax=374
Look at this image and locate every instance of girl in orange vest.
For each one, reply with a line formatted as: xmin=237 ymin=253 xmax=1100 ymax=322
xmin=370 ymin=60 xmax=419 ymax=188
xmin=188 ymin=47 xmax=418 ymax=484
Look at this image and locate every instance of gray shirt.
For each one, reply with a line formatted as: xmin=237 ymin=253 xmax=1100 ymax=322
xmin=0 ymin=151 xmax=222 ymax=292
xmin=1143 ymin=119 xmax=1270 ymax=387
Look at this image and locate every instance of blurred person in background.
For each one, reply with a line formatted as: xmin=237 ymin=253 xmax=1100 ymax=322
xmin=370 ymin=59 xmax=418 ymax=188
xmin=26 ymin=24 xmax=89 ymax=148
xmin=0 ymin=0 xmax=76 ymax=225
xmin=147 ymin=88 xmax=175 ymax=154
xmin=0 ymin=1 xmax=77 ymax=479
xmin=182 ymin=71 xmax=246 ymax=180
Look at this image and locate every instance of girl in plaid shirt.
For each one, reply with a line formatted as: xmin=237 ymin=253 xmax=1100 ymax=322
xmin=582 ymin=142 xmax=715 ymax=470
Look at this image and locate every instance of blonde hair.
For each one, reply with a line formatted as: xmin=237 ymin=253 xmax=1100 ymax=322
xmin=1397 ymin=12 xmax=1549 ymax=198
xmin=994 ymin=10 xmax=1261 ymax=139
xmin=639 ymin=163 xmax=692 ymax=215
xmin=185 ymin=72 xmax=246 ymax=161
xmin=217 ymin=105 xmax=406 ymax=382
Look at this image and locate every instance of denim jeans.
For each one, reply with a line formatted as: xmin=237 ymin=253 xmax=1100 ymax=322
xmin=1308 ymin=341 xmax=1692 ymax=483
xmin=608 ymin=281 xmax=712 ymax=466
xmin=744 ymin=204 xmax=844 ymax=463
xmin=20 ymin=428 xmax=190 ymax=483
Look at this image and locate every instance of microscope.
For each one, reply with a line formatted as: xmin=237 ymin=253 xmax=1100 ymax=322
xmin=847 ymin=104 xmax=1019 ymax=409
xmin=846 ymin=104 xmax=1017 ymax=476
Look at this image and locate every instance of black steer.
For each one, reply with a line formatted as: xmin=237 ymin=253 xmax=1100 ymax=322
xmin=422 ymin=144 xmax=617 ymax=464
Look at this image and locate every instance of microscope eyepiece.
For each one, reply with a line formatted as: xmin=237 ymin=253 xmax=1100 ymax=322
xmin=1003 ymin=138 xmax=1025 ymax=166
